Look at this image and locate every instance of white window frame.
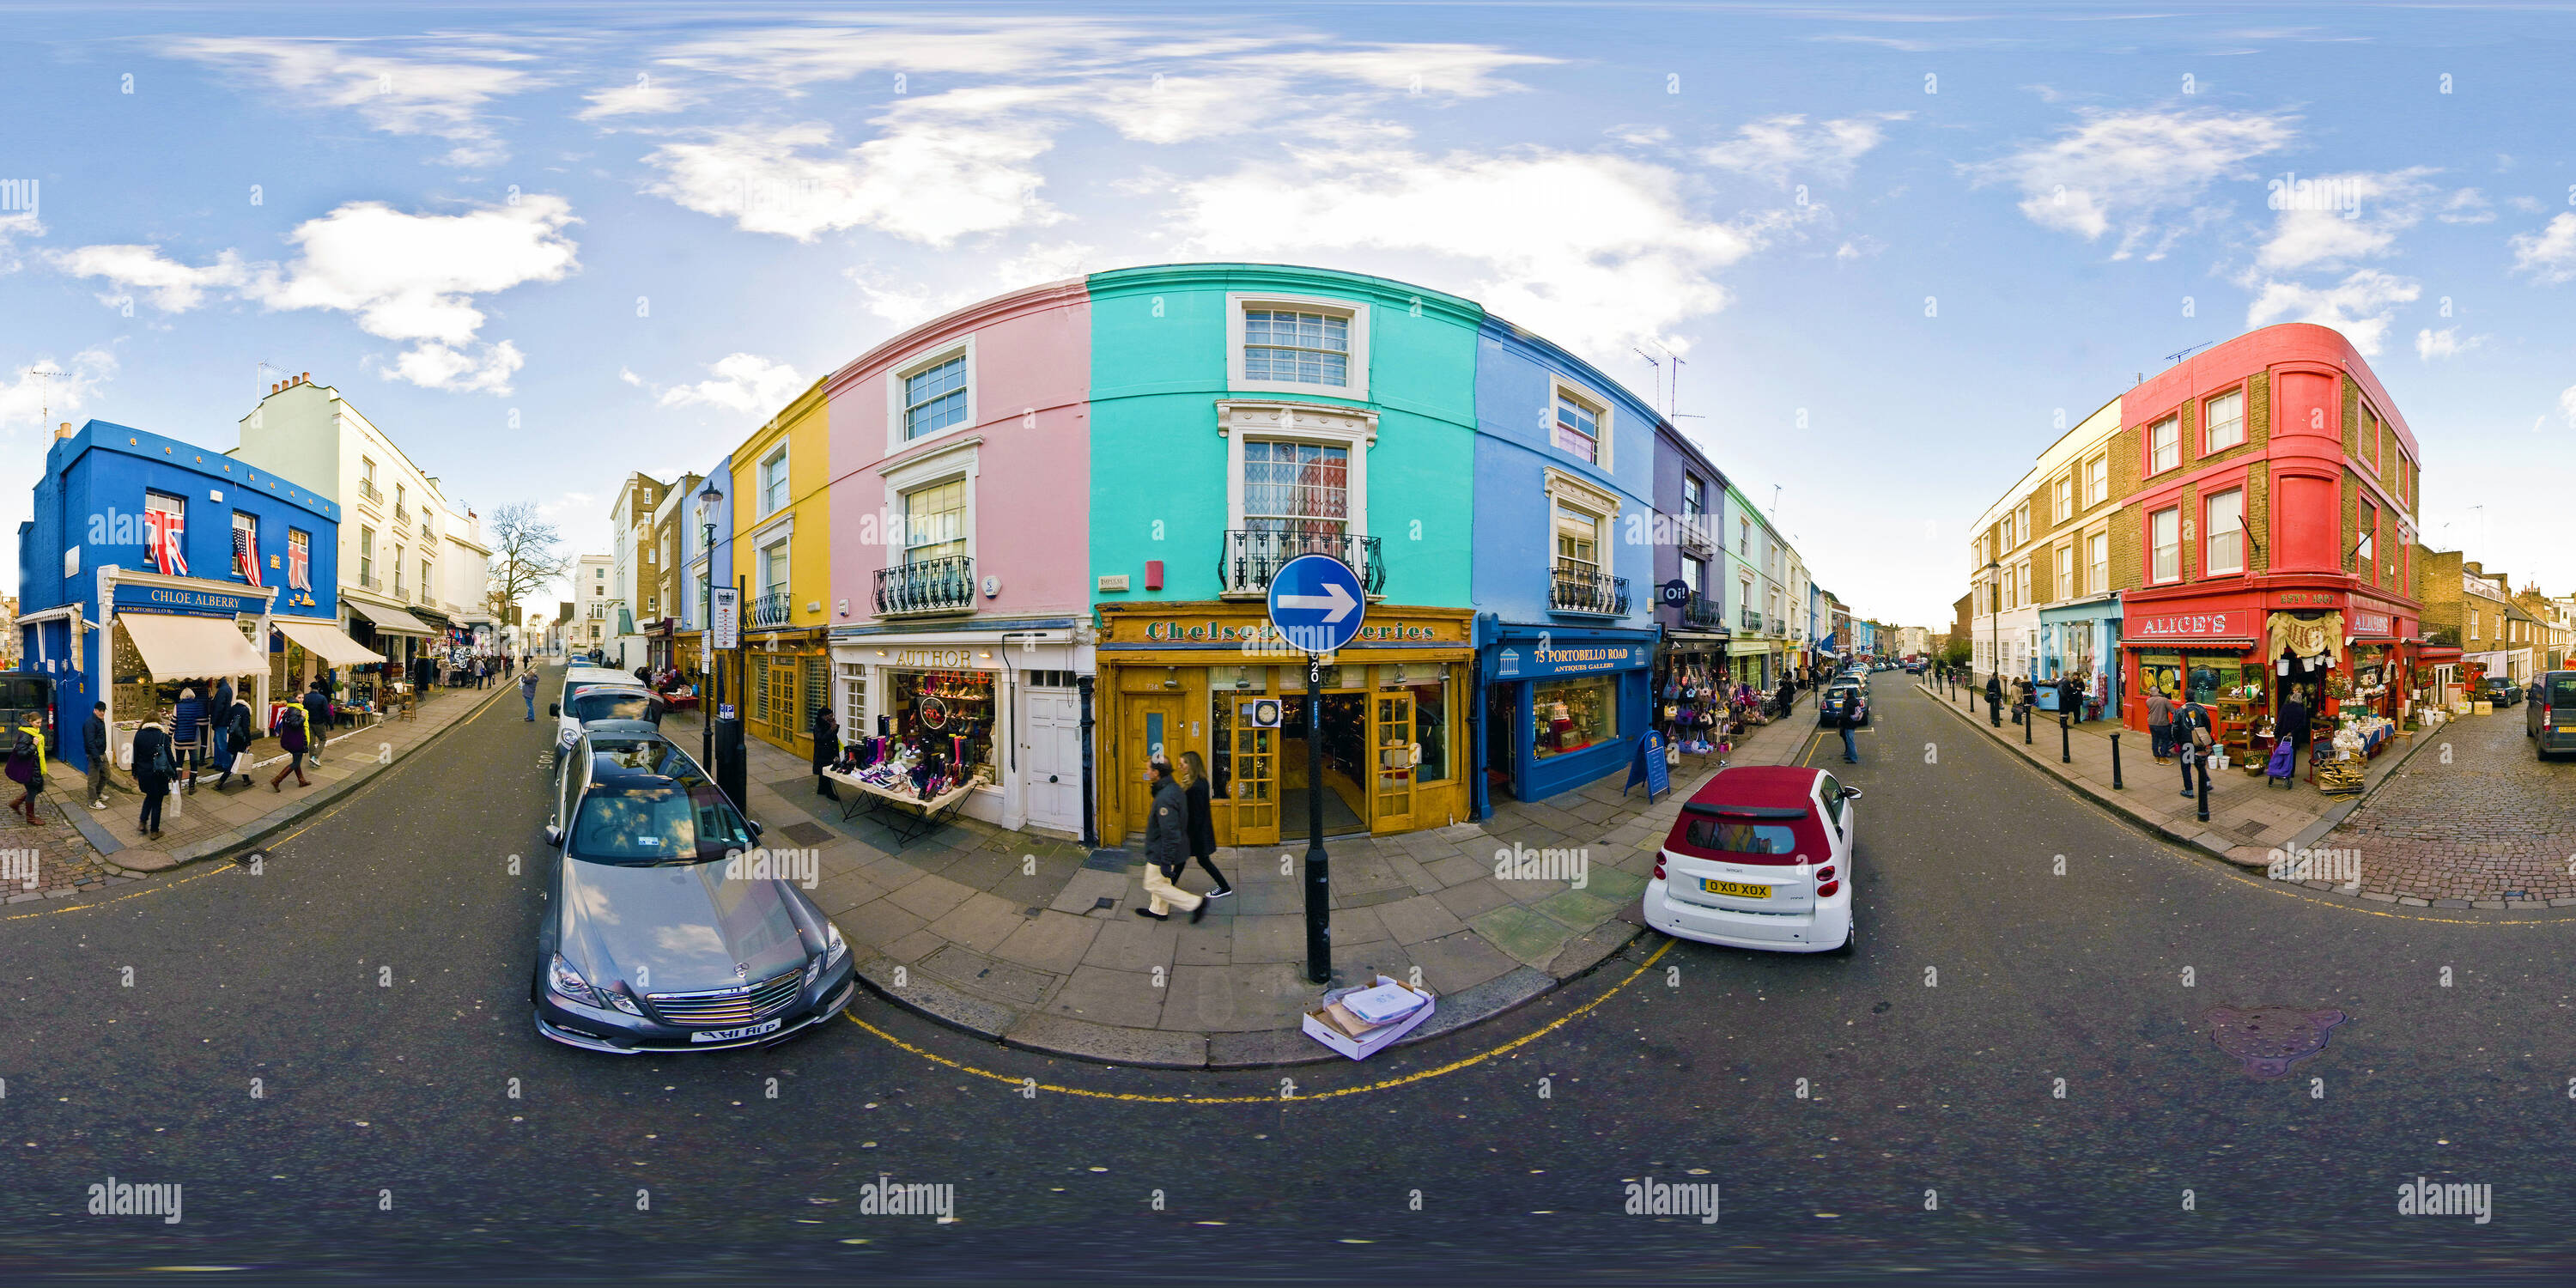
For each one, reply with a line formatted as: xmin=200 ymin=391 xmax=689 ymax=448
xmin=1547 ymin=374 xmax=1614 ymax=471
xmin=2204 ymin=388 xmax=2245 ymax=453
xmin=2014 ymin=501 xmax=2031 ymax=546
xmin=2150 ymin=507 xmax=2180 ymax=583
xmin=1543 ymin=466 xmax=1621 ymax=591
xmin=1218 ymin=401 xmax=1376 ymax=541
xmin=2052 ymin=476 xmax=2072 ymax=525
xmin=2149 ymin=416 xmax=2180 ymax=474
xmin=757 ymin=445 xmax=790 ymax=519
xmin=884 ymin=335 xmax=979 ymax=454
xmin=2085 ymin=454 xmax=2108 ymax=509
xmin=2055 ymin=544 xmax=2074 ymax=601
xmin=2088 ymin=531 xmax=2108 ymax=596
xmin=758 ymin=538 xmax=791 ymax=601
xmin=1226 ymin=292 xmax=1369 ymax=401
xmin=879 ymin=438 xmax=981 ymax=580
xmin=2204 ymin=487 xmax=2245 ymax=576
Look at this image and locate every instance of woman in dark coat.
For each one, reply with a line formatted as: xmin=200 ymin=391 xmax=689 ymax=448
xmin=811 ymin=706 xmax=841 ymax=799
xmin=132 ymin=717 xmax=173 ymax=837
xmin=1178 ymin=750 xmax=1232 ymax=897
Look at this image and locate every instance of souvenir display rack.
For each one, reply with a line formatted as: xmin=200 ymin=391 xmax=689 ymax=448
xmin=1660 ymin=660 xmax=1723 ymax=755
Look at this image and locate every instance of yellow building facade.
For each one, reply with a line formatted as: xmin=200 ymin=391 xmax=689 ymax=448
xmin=726 ymin=380 xmax=834 ymax=761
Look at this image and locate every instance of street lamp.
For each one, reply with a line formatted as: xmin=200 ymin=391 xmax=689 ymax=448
xmin=1984 ymin=560 xmax=2003 ymax=726
xmin=695 ymin=477 xmax=725 ymax=774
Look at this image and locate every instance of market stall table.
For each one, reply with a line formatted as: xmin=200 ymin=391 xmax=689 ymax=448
xmin=821 ymin=768 xmax=975 ymax=846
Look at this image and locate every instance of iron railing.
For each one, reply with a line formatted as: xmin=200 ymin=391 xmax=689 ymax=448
xmin=357 ymin=480 xmax=383 ymax=507
xmin=1683 ymin=592 xmax=1724 ymax=629
xmin=1550 ymin=566 xmax=1630 ymax=616
xmin=1218 ymin=529 xmax=1385 ymax=597
xmin=1741 ymin=606 xmax=1765 ymax=632
xmin=875 ymin=555 xmax=976 ymax=616
xmin=749 ymin=591 xmax=793 ymax=628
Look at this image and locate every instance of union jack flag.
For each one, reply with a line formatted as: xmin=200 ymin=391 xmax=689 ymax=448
xmin=234 ymin=524 xmax=263 ymax=587
xmin=143 ymin=506 xmax=186 ymax=576
xmin=288 ymin=537 xmax=310 ymax=591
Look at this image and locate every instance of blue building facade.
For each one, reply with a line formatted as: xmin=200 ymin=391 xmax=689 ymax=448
xmin=16 ymin=420 xmax=346 ymax=771
xmin=1469 ymin=317 xmax=1659 ymax=813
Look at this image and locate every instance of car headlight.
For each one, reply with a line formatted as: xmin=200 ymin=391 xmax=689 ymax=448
xmin=809 ymin=923 xmax=848 ymax=984
xmin=606 ymin=989 xmax=643 ymax=1016
xmin=547 ymin=953 xmax=604 ymax=1008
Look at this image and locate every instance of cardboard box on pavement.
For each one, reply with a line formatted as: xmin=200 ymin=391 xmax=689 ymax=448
xmin=1303 ymin=975 xmax=1437 ymax=1060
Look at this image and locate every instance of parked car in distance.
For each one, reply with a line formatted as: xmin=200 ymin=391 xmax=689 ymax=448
xmin=534 ymin=726 xmax=856 ymax=1054
xmin=2482 ymin=676 xmax=2524 ymax=708
xmin=1818 ymin=683 xmax=1868 ymax=728
xmin=551 ymin=671 xmax=666 ymax=748
xmin=2528 ymin=671 xmax=2576 ymax=758
xmin=1644 ymin=764 xmax=1858 ymax=954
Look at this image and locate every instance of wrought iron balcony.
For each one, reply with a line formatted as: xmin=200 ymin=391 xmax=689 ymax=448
xmin=1683 ymin=592 xmax=1724 ymax=629
xmin=1218 ymin=529 xmax=1385 ymax=598
xmin=1550 ymin=566 xmax=1630 ymax=616
xmin=356 ymin=480 xmax=383 ymax=507
xmin=1741 ymin=606 xmax=1765 ymax=633
xmin=748 ymin=591 xmax=793 ymax=629
xmin=875 ymin=555 xmax=976 ymax=617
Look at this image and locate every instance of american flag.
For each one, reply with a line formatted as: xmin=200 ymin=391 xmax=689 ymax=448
xmin=143 ymin=507 xmax=186 ymax=576
xmin=234 ymin=524 xmax=263 ymax=587
xmin=287 ymin=538 xmax=310 ymax=591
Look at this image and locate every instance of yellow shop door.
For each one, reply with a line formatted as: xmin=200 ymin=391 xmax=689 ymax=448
xmin=1123 ymin=693 xmax=1186 ymax=841
xmin=1370 ymin=690 xmax=1415 ymax=833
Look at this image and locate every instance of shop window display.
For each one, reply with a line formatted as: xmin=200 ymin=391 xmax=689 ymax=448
xmin=1533 ymin=676 xmax=1615 ymax=759
xmin=831 ymin=670 xmax=995 ymax=801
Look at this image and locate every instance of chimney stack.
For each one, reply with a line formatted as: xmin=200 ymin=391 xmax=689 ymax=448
xmin=56 ymin=422 xmax=74 ymax=440
xmin=299 ymin=372 xmax=309 ymax=383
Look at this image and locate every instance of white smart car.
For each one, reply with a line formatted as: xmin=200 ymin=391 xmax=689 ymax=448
xmin=1643 ymin=764 xmax=1858 ymax=955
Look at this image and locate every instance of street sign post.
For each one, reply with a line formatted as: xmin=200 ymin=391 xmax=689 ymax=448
xmin=709 ymin=586 xmax=740 ymax=652
xmin=1267 ymin=553 xmax=1369 ymax=985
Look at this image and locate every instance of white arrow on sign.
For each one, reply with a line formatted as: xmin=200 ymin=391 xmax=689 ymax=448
xmin=1277 ymin=580 xmax=1358 ymax=623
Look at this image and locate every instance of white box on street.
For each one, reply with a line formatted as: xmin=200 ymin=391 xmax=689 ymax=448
xmin=1302 ymin=975 xmax=1437 ymax=1060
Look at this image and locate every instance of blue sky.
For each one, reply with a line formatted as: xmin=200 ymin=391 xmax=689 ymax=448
xmin=3 ymin=4 xmax=2573 ymax=625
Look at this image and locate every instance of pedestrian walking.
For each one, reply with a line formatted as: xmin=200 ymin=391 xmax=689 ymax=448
xmin=1837 ymin=683 xmax=1862 ymax=764
xmin=1985 ymin=673 xmax=2003 ymax=727
xmin=2178 ymin=702 xmax=2212 ymax=796
xmin=2147 ymin=688 xmax=2175 ymax=763
xmin=173 ymin=684 xmax=206 ymax=794
xmin=1135 ymin=755 xmax=1206 ymax=924
xmin=210 ymin=676 xmax=235 ymax=783
xmin=1178 ymin=750 xmax=1233 ymax=897
xmin=811 ymin=705 xmax=841 ymax=800
xmin=301 ymin=679 xmax=332 ymax=766
xmin=270 ymin=702 xmax=312 ymax=792
xmin=2281 ymin=689 xmax=2312 ymax=769
xmin=1777 ymin=677 xmax=1795 ymax=719
xmin=7 ymin=714 xmax=47 ymax=825
xmin=210 ymin=696 xmax=258 ymax=790
xmin=132 ymin=715 xmax=173 ymax=837
xmin=519 ymin=668 xmax=539 ymax=721
xmin=82 ymin=702 xmax=111 ymax=810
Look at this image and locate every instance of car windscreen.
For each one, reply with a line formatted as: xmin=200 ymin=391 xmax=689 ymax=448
xmin=568 ymin=782 xmax=754 ymax=864
xmin=568 ymin=691 xmax=661 ymax=725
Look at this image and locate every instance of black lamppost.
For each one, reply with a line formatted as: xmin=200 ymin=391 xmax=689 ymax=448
xmin=695 ymin=476 xmax=724 ymax=774
xmin=1983 ymin=560 xmax=2003 ymax=726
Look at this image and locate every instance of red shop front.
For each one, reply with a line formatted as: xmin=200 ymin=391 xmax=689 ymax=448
xmin=2122 ymin=587 xmax=2421 ymax=735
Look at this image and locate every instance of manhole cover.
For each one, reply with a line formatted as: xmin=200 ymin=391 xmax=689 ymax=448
xmin=779 ymin=822 xmax=835 ymax=848
xmin=2208 ymin=1006 xmax=2346 ymax=1079
xmin=2236 ymin=819 xmax=2267 ymax=837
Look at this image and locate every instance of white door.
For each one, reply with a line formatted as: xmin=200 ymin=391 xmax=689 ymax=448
xmin=1022 ymin=686 xmax=1082 ymax=834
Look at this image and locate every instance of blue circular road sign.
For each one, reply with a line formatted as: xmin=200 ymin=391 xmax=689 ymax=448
xmin=1267 ymin=553 xmax=1368 ymax=655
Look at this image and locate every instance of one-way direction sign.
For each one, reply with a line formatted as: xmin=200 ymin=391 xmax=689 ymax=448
xmin=1267 ymin=553 xmax=1368 ymax=655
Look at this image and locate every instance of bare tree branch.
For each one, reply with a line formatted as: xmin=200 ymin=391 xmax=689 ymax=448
xmin=485 ymin=501 xmax=575 ymax=621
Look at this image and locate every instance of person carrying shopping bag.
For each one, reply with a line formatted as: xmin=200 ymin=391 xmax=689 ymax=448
xmin=6 ymin=716 xmax=47 ymax=825
xmin=270 ymin=702 xmax=312 ymax=792
xmin=131 ymin=716 xmax=173 ymax=837
xmin=1135 ymin=755 xmax=1206 ymax=924
xmin=1178 ymin=750 xmax=1233 ymax=899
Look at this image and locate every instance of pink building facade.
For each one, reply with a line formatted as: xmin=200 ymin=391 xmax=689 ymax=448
xmin=823 ymin=279 xmax=1095 ymax=836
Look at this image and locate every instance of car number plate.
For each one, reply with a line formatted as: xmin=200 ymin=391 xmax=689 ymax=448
xmin=690 ymin=1018 xmax=784 ymax=1042
xmin=1701 ymin=878 xmax=1771 ymax=899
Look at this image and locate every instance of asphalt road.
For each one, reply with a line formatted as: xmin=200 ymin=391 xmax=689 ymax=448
xmin=3 ymin=665 xmax=2572 ymax=1285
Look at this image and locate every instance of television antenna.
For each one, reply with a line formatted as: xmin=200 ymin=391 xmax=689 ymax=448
xmin=2164 ymin=340 xmax=2218 ymax=366
xmin=26 ymin=364 xmax=63 ymax=426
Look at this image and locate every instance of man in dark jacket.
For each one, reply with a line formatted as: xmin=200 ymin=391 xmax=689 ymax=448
xmin=811 ymin=706 xmax=841 ymax=799
xmin=302 ymin=681 xmax=332 ymax=765
xmin=1837 ymin=683 xmax=1864 ymax=763
xmin=82 ymin=702 xmax=112 ymax=810
xmin=132 ymin=716 xmax=173 ymax=836
xmin=1985 ymin=673 xmax=2003 ymax=726
xmin=210 ymin=697 xmax=258 ymax=790
xmin=1135 ymin=756 xmax=1205 ymax=924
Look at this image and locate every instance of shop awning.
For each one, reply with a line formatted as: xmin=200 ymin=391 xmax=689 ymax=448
xmin=272 ymin=617 xmax=386 ymax=666
xmin=349 ymin=602 xmax=434 ymax=636
xmin=118 ymin=611 xmax=269 ymax=678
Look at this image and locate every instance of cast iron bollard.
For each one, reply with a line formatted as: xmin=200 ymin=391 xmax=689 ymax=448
xmin=2196 ymin=756 xmax=2211 ymax=823
xmin=2060 ymin=711 xmax=2071 ymax=763
xmin=2109 ymin=732 xmax=2123 ymax=789
xmin=2024 ymin=705 xmax=2032 ymax=744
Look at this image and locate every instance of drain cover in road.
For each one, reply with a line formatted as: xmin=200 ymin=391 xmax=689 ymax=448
xmin=2208 ymin=1006 xmax=2347 ymax=1078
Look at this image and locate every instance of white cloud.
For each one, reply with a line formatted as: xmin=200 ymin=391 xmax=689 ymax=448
xmin=0 ymin=346 xmax=116 ymax=431
xmin=644 ymin=93 xmax=1065 ymax=246
xmin=2253 ymin=167 xmax=2437 ymax=273
xmin=0 ymin=211 xmax=42 ymax=276
xmin=1701 ymin=113 xmax=1903 ymax=186
xmin=2561 ymin=383 xmax=2576 ymax=428
xmin=655 ymin=352 xmax=805 ymax=412
xmin=578 ymin=76 xmax=702 ymax=120
xmin=1967 ymin=106 xmax=2296 ymax=259
xmin=618 ymin=366 xmax=644 ymax=386
xmin=992 ymin=240 xmax=1099 ymax=284
xmin=2509 ymin=212 xmax=2576 ymax=284
xmin=2437 ymin=188 xmax=2494 ymax=224
xmin=46 ymin=244 xmax=260 ymax=312
xmin=47 ymin=197 xmax=579 ymax=393
xmin=2415 ymin=327 xmax=2481 ymax=361
xmin=2244 ymin=269 xmax=2421 ymax=355
xmin=160 ymin=37 xmax=540 ymax=167
xmin=1171 ymin=145 xmax=1768 ymax=361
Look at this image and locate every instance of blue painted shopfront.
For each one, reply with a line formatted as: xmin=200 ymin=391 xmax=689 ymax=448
xmin=1474 ymin=617 xmax=1656 ymax=815
xmin=2036 ymin=594 xmax=2122 ymax=719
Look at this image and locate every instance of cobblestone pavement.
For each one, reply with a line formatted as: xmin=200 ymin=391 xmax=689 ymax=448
xmin=2324 ymin=708 xmax=2576 ymax=904
xmin=0 ymin=796 xmax=131 ymax=902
